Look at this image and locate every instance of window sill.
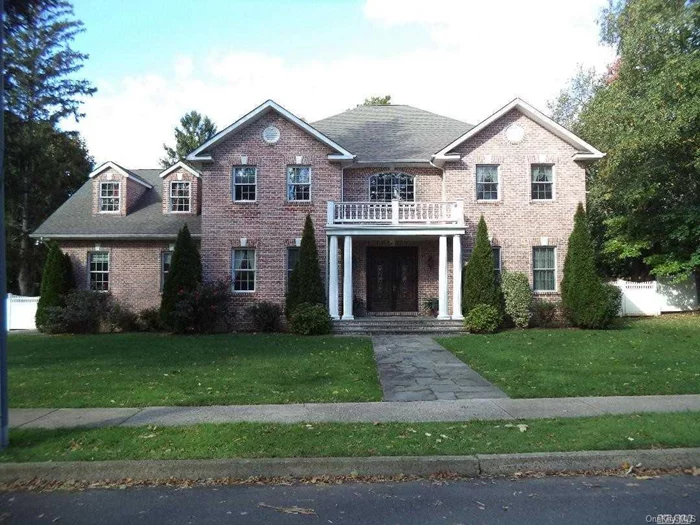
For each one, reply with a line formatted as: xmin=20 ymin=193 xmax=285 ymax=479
xmin=529 ymin=199 xmax=555 ymax=204
xmin=232 ymin=290 xmax=256 ymax=295
xmin=533 ymin=290 xmax=559 ymax=295
xmin=231 ymin=201 xmax=258 ymax=205
xmin=476 ymin=200 xmax=501 ymax=204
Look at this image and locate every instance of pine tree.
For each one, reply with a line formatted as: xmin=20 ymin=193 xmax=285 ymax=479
xmin=160 ymin=111 xmax=218 ymax=168
xmin=160 ymin=224 xmax=202 ymax=325
xmin=286 ymin=214 xmax=325 ymax=317
xmin=35 ymin=242 xmax=73 ymax=331
xmin=562 ymin=203 xmax=614 ymax=328
xmin=462 ymin=216 xmax=502 ymax=315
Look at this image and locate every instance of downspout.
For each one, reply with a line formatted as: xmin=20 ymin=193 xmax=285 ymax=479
xmin=429 ymin=155 xmax=446 ymax=201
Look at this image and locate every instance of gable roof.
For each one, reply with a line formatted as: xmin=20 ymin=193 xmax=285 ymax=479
xmin=159 ymin=160 xmax=201 ymax=178
xmin=89 ymin=161 xmax=153 ymax=188
xmin=433 ymin=98 xmax=605 ymax=163
xmin=32 ymin=169 xmax=201 ymax=239
xmin=187 ymin=100 xmax=355 ymax=162
xmin=312 ymin=105 xmax=473 ymax=163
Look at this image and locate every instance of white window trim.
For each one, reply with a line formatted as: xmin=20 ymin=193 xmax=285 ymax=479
xmin=287 ymin=166 xmax=312 ymax=202
xmin=99 ymin=181 xmax=121 ymax=213
xmin=492 ymin=246 xmax=502 ymax=273
xmin=232 ymin=248 xmax=257 ymax=293
xmin=367 ymin=172 xmax=417 ymax=202
xmin=532 ymin=246 xmax=557 ymax=293
xmin=88 ymin=251 xmax=110 ymax=292
xmin=232 ymin=166 xmax=258 ymax=203
xmin=475 ymin=164 xmax=501 ymax=202
xmin=160 ymin=250 xmax=173 ymax=292
xmin=529 ymin=163 xmax=556 ymax=202
xmin=286 ymin=246 xmax=300 ymax=291
xmin=169 ymin=180 xmax=192 ymax=213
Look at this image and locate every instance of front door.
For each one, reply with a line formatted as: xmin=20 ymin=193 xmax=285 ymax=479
xmin=366 ymin=247 xmax=418 ymax=312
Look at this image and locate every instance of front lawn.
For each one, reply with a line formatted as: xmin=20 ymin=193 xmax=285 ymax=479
xmin=9 ymin=333 xmax=381 ymax=407
xmin=1 ymin=413 xmax=698 ymax=462
xmin=437 ymin=314 xmax=700 ymax=398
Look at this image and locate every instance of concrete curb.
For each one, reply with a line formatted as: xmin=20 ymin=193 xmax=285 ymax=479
xmin=0 ymin=448 xmax=697 ymax=483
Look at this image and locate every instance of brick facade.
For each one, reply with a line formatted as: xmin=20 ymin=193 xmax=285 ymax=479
xmin=54 ymin=103 xmax=593 ymax=322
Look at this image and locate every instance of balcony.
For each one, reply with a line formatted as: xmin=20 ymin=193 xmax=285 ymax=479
xmin=327 ymin=200 xmax=464 ymax=227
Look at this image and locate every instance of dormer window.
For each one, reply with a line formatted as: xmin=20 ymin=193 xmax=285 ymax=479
xmin=99 ymin=182 xmax=120 ymax=212
xmin=170 ymin=181 xmax=191 ymax=212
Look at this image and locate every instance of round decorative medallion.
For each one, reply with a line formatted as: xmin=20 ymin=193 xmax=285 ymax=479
xmin=505 ymin=123 xmax=525 ymax=144
xmin=262 ymin=126 xmax=281 ymax=144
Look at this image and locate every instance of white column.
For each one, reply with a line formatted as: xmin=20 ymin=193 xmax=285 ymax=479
xmin=342 ymin=235 xmax=354 ymax=320
xmin=438 ymin=235 xmax=449 ymax=319
xmin=452 ymin=234 xmax=463 ymax=320
xmin=328 ymin=235 xmax=339 ymax=320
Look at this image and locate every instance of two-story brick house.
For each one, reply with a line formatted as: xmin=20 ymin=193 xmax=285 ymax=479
xmin=32 ymin=97 xmax=604 ymax=323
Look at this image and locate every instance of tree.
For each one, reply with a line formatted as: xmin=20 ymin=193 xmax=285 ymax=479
xmin=547 ymin=65 xmax=601 ymax=132
xmin=575 ymin=0 xmax=700 ymax=294
xmin=462 ymin=216 xmax=502 ymax=316
xmin=35 ymin=242 xmax=73 ymax=331
xmin=160 ymin=224 xmax=202 ymax=326
xmin=3 ymin=0 xmax=95 ymax=295
xmin=561 ymin=204 xmax=620 ymax=328
xmin=161 ymin=111 xmax=217 ymax=167
xmin=359 ymin=95 xmax=391 ymax=106
xmin=286 ymin=214 xmax=325 ymax=317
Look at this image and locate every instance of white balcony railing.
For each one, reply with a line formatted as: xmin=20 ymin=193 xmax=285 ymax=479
xmin=327 ymin=200 xmax=464 ymax=226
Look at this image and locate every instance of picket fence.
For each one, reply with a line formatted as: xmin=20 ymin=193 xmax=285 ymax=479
xmin=612 ymin=276 xmax=698 ymax=317
xmin=6 ymin=294 xmax=40 ymax=330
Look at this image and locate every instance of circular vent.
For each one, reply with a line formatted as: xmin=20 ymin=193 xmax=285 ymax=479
xmin=505 ymin=124 xmax=525 ymax=144
xmin=262 ymin=126 xmax=280 ymax=144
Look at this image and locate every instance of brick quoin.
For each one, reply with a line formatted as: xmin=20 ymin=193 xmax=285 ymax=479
xmin=54 ymin=103 xmax=592 ymax=323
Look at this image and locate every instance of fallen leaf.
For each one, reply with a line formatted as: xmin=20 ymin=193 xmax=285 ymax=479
xmin=258 ymin=503 xmax=317 ymax=516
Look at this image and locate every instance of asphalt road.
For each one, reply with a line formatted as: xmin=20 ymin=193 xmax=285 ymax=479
xmin=0 ymin=474 xmax=698 ymax=524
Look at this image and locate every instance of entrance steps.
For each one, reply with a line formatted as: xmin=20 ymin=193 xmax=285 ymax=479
xmin=333 ymin=316 xmax=465 ymax=335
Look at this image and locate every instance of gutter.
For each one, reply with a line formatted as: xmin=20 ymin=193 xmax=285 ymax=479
xmin=29 ymin=233 xmax=203 ymax=240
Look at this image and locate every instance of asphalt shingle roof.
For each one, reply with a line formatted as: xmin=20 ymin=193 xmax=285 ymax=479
xmin=312 ymin=105 xmax=473 ymax=162
xmin=32 ymin=170 xmax=201 ymax=239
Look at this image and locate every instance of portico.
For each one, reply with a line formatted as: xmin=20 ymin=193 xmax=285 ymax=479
xmin=326 ymin=200 xmax=466 ymax=321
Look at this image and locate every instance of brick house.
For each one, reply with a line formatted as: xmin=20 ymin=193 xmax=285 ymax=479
xmin=32 ymin=98 xmax=604 ymax=322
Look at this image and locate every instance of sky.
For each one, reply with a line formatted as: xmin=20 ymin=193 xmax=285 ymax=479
xmin=66 ymin=0 xmax=616 ymax=167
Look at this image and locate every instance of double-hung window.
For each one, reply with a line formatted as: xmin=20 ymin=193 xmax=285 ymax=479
xmin=99 ymin=182 xmax=120 ymax=212
xmin=531 ymin=165 xmax=554 ymax=200
xmin=161 ymin=251 xmax=173 ymax=291
xmin=286 ymin=247 xmax=300 ymax=291
xmin=232 ymin=167 xmax=257 ymax=202
xmin=476 ymin=165 xmax=499 ymax=201
xmin=232 ymin=248 xmax=256 ymax=292
xmin=89 ymin=252 xmax=110 ymax=291
xmin=533 ymin=247 xmax=556 ymax=292
xmin=287 ymin=166 xmax=311 ymax=202
xmin=170 ymin=181 xmax=191 ymax=212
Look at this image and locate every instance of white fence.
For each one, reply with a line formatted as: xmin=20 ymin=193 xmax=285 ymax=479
xmin=6 ymin=294 xmax=39 ymax=330
xmin=613 ymin=276 xmax=699 ymax=317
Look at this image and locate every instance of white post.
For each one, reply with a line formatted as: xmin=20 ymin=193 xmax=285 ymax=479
xmin=438 ymin=235 xmax=449 ymax=319
xmin=327 ymin=201 xmax=335 ymax=226
xmin=328 ymin=236 xmax=339 ymax=320
xmin=342 ymin=236 xmax=354 ymax=320
xmin=391 ymin=199 xmax=399 ymax=225
xmin=452 ymin=235 xmax=463 ymax=320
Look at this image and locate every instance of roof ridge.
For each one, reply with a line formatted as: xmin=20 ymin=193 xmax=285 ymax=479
xmin=312 ymin=104 xmax=471 ymax=127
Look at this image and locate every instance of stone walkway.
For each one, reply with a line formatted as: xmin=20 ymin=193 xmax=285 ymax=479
xmin=372 ymin=334 xmax=508 ymax=401
xmin=11 ymin=395 xmax=700 ymax=429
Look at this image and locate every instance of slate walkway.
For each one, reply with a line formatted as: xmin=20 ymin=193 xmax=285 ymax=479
xmin=10 ymin=395 xmax=700 ymax=429
xmin=372 ymin=334 xmax=508 ymax=401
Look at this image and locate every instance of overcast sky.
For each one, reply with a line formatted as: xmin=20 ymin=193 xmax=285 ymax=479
xmin=67 ymin=0 xmax=615 ymax=167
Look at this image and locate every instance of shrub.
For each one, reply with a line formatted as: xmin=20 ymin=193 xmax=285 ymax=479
xmin=286 ymin=214 xmax=325 ymax=318
xmin=531 ymin=299 xmax=564 ymax=328
xmin=290 ymin=303 xmax=332 ymax=335
xmin=170 ymin=279 xmax=235 ymax=334
xmin=463 ymin=216 xmax=503 ymax=318
xmin=161 ymin=224 xmax=202 ymax=327
xmin=41 ymin=291 xmax=112 ymax=334
xmin=562 ymin=204 xmax=619 ymax=329
xmin=246 ymin=301 xmax=283 ymax=332
xmin=464 ymin=304 xmax=501 ymax=334
xmin=501 ymin=271 xmax=532 ymax=328
xmin=36 ymin=242 xmax=74 ymax=332
xmin=104 ymin=302 xmax=139 ymax=333
xmin=423 ymin=297 xmax=439 ymax=316
xmin=137 ymin=307 xmax=165 ymax=332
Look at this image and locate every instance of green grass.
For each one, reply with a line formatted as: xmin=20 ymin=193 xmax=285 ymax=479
xmin=1 ymin=413 xmax=698 ymax=462
xmin=8 ymin=333 xmax=382 ymax=408
xmin=437 ymin=314 xmax=700 ymax=398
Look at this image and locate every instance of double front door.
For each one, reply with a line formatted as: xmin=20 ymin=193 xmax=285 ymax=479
xmin=366 ymin=247 xmax=418 ymax=312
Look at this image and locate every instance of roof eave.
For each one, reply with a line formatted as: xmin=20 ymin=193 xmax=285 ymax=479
xmin=159 ymin=160 xmax=201 ymax=178
xmin=30 ymin=233 xmax=202 ymax=240
xmin=88 ymin=161 xmax=154 ymax=189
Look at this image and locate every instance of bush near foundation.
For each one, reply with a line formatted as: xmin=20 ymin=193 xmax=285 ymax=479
xmin=501 ymin=271 xmax=532 ymax=328
xmin=290 ymin=303 xmax=332 ymax=335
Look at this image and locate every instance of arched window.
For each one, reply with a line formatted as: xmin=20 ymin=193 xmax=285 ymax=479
xmin=369 ymin=172 xmax=415 ymax=202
